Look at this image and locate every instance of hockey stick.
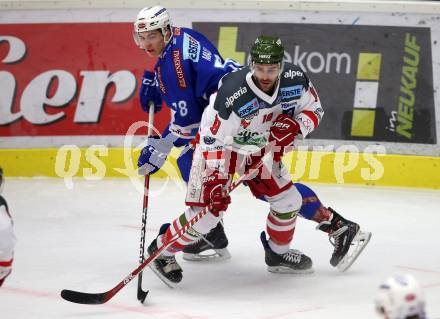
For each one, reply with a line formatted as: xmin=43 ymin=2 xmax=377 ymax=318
xmin=137 ymin=102 xmax=155 ymax=303
xmin=60 ymin=146 xmax=272 ymax=305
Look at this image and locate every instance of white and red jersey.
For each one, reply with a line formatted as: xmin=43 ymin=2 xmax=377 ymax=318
xmin=198 ymin=63 xmax=323 ymax=170
xmin=0 ymin=195 xmax=16 ymax=286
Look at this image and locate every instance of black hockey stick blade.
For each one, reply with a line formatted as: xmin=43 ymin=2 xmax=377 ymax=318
xmin=61 ymin=289 xmax=108 ymax=305
xmin=137 ymin=287 xmax=149 ymax=303
xmin=137 ymin=272 xmax=149 ymax=303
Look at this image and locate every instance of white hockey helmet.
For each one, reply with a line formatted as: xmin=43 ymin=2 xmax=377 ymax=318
xmin=375 ymin=274 xmax=426 ymax=319
xmin=134 ymin=5 xmax=172 ymax=37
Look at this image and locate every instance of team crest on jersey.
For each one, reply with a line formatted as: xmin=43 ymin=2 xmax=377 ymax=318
xmin=203 ymin=136 xmax=216 ymax=145
xmin=172 ymin=50 xmax=187 ymax=89
xmin=183 ymin=33 xmax=200 ymax=62
xmin=240 ymin=110 xmax=258 ymax=129
xmin=280 ymin=85 xmax=303 ymax=100
xmin=237 ymin=98 xmax=259 ymax=118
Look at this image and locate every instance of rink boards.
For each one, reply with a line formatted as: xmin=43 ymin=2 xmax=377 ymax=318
xmin=1 ymin=147 xmax=439 ymax=189
xmin=1 ymin=1 xmax=439 ymax=188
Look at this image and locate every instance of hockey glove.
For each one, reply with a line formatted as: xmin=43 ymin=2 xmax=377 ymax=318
xmin=138 ymin=135 xmax=174 ymax=175
xmin=202 ymin=170 xmax=231 ymax=217
xmin=139 ymin=70 xmax=162 ymax=113
xmin=269 ymin=114 xmax=301 ymax=162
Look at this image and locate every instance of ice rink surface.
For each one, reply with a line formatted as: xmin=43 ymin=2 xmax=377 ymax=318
xmin=1 ymin=178 xmax=439 ymax=319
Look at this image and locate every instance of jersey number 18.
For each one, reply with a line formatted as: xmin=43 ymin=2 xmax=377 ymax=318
xmin=171 ymin=100 xmax=188 ymax=117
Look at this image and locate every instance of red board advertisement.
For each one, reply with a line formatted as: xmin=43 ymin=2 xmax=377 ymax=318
xmin=0 ymin=23 xmax=170 ymax=137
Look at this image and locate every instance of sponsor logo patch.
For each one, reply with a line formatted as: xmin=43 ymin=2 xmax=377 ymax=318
xmin=284 ymin=69 xmax=304 ymax=79
xmin=170 ymin=128 xmax=192 ymax=138
xmin=173 ymin=50 xmax=186 ymax=89
xmin=280 ymin=85 xmax=302 ymax=100
xmin=153 ymin=7 xmax=167 ymax=17
xmin=204 ymin=145 xmax=223 ymax=152
xmin=201 ymin=47 xmax=212 ymax=61
xmin=314 ymin=107 xmax=324 ymax=121
xmin=172 ymin=50 xmax=186 ymax=89
xmin=183 ymin=33 xmax=200 ymax=62
xmin=225 ymin=86 xmax=247 ymax=108
xmin=156 ymin=66 xmax=166 ymax=94
xmin=296 ymin=113 xmax=313 ymax=135
xmin=281 ymin=100 xmax=298 ymax=110
xmin=237 ymin=98 xmax=259 ymax=118
xmin=234 ymin=130 xmax=266 ymax=146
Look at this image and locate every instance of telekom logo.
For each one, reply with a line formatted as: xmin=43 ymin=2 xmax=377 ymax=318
xmin=0 ymin=35 xmax=136 ymax=126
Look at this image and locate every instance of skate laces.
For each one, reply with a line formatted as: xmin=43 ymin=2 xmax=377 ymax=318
xmin=282 ymin=249 xmax=303 ymax=264
xmin=191 ymin=223 xmax=224 ymax=249
xmin=199 ymin=235 xmax=215 ymax=248
xmin=328 ymin=226 xmax=348 ymax=248
xmin=161 ymin=255 xmax=182 ymax=272
xmin=189 ymin=233 xmax=215 ymax=249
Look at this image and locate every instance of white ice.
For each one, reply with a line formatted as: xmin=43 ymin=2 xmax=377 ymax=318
xmin=1 ymin=178 xmax=439 ymax=319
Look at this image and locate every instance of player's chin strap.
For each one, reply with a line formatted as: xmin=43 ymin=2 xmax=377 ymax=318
xmin=157 ymin=27 xmax=174 ymax=58
xmin=162 ymin=27 xmax=174 ymax=45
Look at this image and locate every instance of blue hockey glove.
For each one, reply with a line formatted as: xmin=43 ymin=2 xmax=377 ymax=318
xmin=139 ymin=70 xmax=162 ymax=113
xmin=138 ymin=135 xmax=174 ymax=175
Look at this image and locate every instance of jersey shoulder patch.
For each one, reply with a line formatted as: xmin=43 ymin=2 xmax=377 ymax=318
xmin=213 ymin=68 xmax=252 ymax=120
xmin=281 ymin=63 xmax=309 ymax=87
xmin=180 ymin=28 xmax=201 ymax=63
xmin=279 ymin=63 xmax=309 ymax=101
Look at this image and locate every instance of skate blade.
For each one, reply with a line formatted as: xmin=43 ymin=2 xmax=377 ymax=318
xmin=337 ymin=230 xmax=372 ymax=272
xmin=267 ymin=266 xmax=315 ymax=275
xmin=147 ymin=263 xmax=178 ymax=289
xmin=182 ymin=248 xmax=231 ymax=262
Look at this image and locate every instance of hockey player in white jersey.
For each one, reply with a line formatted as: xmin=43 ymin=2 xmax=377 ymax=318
xmin=0 ymin=168 xmax=17 ymax=287
xmin=375 ymin=274 xmax=427 ymax=319
xmin=147 ymin=35 xmax=324 ymax=286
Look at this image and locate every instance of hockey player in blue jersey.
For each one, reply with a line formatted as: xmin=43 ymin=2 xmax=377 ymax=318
xmin=134 ymin=6 xmax=370 ymax=274
xmin=134 ymin=5 xmax=239 ymax=260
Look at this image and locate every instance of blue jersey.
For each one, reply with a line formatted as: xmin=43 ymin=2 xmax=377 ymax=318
xmin=154 ymin=27 xmax=240 ymax=145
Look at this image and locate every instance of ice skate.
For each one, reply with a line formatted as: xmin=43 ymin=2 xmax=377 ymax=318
xmin=183 ymin=221 xmax=231 ymax=261
xmin=260 ymin=231 xmax=314 ymax=274
xmin=317 ymin=208 xmax=371 ymax=272
xmin=147 ymin=223 xmax=183 ymax=288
